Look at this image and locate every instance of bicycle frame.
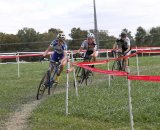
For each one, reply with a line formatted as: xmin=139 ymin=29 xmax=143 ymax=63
xmin=74 ymin=55 xmax=94 ymax=86
xmin=36 ymin=59 xmax=61 ymax=99
xmin=48 ymin=61 xmax=61 ymax=86
xmin=112 ymin=50 xmax=130 ymax=73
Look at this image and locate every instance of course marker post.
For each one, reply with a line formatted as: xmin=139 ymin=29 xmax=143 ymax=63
xmin=106 ymin=50 xmax=110 ymax=87
xmin=16 ymin=52 xmax=20 ymax=78
xmin=127 ymin=67 xmax=134 ymax=130
xmin=71 ymin=51 xmax=78 ymax=97
xmin=66 ymin=53 xmax=70 ymax=115
xmin=136 ymin=47 xmax=140 ymax=75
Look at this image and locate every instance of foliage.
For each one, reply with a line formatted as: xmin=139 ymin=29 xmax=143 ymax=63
xmin=0 ymin=26 xmax=160 ymax=53
xmin=135 ymin=26 xmax=147 ymax=46
xmin=17 ymin=27 xmax=38 ymax=42
xmin=135 ymin=26 xmax=160 ymax=46
xmin=0 ymin=33 xmax=20 ymax=43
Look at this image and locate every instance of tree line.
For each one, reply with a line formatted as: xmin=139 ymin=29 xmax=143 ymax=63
xmin=0 ymin=26 xmax=160 ymax=53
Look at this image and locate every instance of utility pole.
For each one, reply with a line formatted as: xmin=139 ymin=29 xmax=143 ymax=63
xmin=93 ymin=0 xmax=99 ymax=49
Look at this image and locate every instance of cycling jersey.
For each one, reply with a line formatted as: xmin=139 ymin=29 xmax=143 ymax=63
xmin=81 ymin=40 xmax=97 ymax=60
xmin=50 ymin=39 xmax=67 ymax=54
xmin=50 ymin=39 xmax=67 ymax=62
xmin=116 ymin=37 xmax=131 ymax=53
xmin=81 ymin=40 xmax=97 ymax=51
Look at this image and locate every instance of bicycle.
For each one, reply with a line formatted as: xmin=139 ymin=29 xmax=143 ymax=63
xmin=112 ymin=51 xmax=125 ymax=71
xmin=36 ymin=58 xmax=61 ymax=100
xmin=74 ymin=54 xmax=94 ymax=87
xmin=111 ymin=50 xmax=129 ymax=78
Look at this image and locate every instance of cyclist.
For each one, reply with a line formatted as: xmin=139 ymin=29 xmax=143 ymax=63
xmin=78 ymin=33 xmax=98 ymax=62
xmin=112 ymin=31 xmax=131 ymax=71
xmin=41 ymin=33 xmax=67 ymax=82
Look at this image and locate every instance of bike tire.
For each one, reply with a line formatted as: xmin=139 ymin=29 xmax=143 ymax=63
xmin=85 ymin=70 xmax=94 ymax=86
xmin=111 ymin=60 xmax=121 ymax=79
xmin=36 ymin=72 xmax=48 ymax=100
xmin=74 ymin=67 xmax=84 ymax=87
xmin=48 ymin=70 xmax=57 ymax=95
xmin=112 ymin=60 xmax=121 ymax=70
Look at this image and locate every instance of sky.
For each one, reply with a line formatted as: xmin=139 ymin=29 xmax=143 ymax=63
xmin=0 ymin=0 xmax=160 ymax=39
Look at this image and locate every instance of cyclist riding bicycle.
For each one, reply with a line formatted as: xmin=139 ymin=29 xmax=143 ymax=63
xmin=78 ymin=33 xmax=98 ymax=62
xmin=41 ymin=33 xmax=67 ymax=83
xmin=112 ymin=31 xmax=131 ymax=71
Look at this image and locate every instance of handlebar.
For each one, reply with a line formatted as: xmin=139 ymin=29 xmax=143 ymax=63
xmin=40 ymin=57 xmax=61 ymax=66
xmin=111 ymin=50 xmax=124 ymax=57
xmin=73 ymin=53 xmax=92 ymax=61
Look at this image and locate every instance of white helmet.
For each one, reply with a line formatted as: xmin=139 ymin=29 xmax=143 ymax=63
xmin=87 ymin=33 xmax=95 ymax=39
xmin=57 ymin=33 xmax=66 ymax=40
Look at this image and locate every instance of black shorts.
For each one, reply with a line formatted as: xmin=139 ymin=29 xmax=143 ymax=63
xmin=84 ymin=50 xmax=93 ymax=60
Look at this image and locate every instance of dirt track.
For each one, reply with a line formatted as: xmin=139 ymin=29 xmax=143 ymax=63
xmin=4 ymin=100 xmax=41 ymax=130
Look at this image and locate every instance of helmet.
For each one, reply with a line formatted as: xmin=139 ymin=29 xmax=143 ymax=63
xmin=120 ymin=31 xmax=127 ymax=38
xmin=87 ymin=33 xmax=95 ymax=39
xmin=57 ymin=33 xmax=66 ymax=40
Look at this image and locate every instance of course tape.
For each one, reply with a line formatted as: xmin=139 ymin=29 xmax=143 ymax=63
xmin=74 ymin=50 xmax=160 ymax=82
xmin=0 ymin=53 xmax=43 ymax=59
xmin=76 ymin=64 xmax=128 ymax=76
xmin=0 ymin=49 xmax=160 ymax=59
xmin=128 ymin=75 xmax=160 ymax=82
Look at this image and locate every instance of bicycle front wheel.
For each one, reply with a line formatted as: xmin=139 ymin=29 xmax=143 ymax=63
xmin=74 ymin=67 xmax=85 ymax=87
xmin=37 ymin=72 xmax=48 ymax=100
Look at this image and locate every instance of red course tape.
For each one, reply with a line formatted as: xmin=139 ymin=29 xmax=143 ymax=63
xmin=128 ymin=75 xmax=160 ymax=82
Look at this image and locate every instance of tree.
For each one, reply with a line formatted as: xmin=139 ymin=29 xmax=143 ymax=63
xmin=48 ymin=28 xmax=62 ymax=34
xmin=17 ymin=27 xmax=38 ymax=42
xmin=135 ymin=26 xmax=147 ymax=46
xmin=38 ymin=32 xmax=55 ymax=41
xmin=0 ymin=33 xmax=5 ymax=43
xmin=149 ymin=27 xmax=160 ymax=46
xmin=69 ymin=27 xmax=88 ymax=40
xmin=69 ymin=28 xmax=88 ymax=49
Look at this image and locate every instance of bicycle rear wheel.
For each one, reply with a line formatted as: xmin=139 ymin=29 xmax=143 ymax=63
xmin=37 ymin=72 xmax=48 ymax=100
xmin=111 ymin=60 xmax=121 ymax=79
xmin=85 ymin=70 xmax=93 ymax=86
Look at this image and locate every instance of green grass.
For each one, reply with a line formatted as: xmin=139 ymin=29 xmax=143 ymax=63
xmin=0 ymin=55 xmax=160 ymax=129
xmin=0 ymin=62 xmax=49 ymax=126
xmin=29 ymin=56 xmax=160 ymax=130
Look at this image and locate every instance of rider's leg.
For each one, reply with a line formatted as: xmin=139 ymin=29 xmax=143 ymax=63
xmin=122 ymin=51 xmax=130 ymax=71
xmin=55 ymin=59 xmax=67 ymax=83
xmin=58 ymin=59 xmax=67 ymax=76
xmin=92 ymin=51 xmax=98 ymax=61
xmin=122 ymin=58 xmax=127 ymax=71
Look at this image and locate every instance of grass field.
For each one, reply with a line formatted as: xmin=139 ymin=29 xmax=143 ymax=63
xmin=0 ymin=55 xmax=160 ymax=129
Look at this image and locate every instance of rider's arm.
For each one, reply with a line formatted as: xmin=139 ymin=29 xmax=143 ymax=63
xmin=43 ymin=45 xmax=52 ymax=57
xmin=124 ymin=45 xmax=131 ymax=54
xmin=78 ymin=47 xmax=83 ymax=53
xmin=78 ymin=41 xmax=85 ymax=53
